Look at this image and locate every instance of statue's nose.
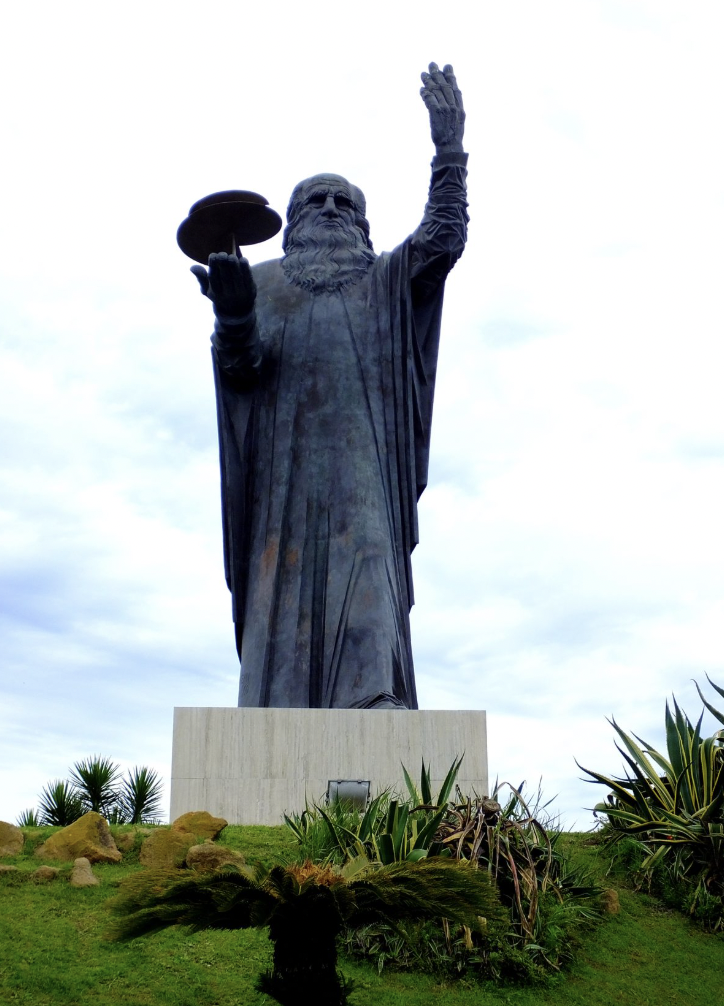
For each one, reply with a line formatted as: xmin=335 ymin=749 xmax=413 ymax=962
xmin=322 ymin=194 xmax=338 ymax=217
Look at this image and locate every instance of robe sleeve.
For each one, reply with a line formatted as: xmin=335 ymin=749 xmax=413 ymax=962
xmin=409 ymin=150 xmax=469 ymax=303
xmin=400 ymin=150 xmax=469 ymax=504
xmin=210 ymin=309 xmax=262 ymax=387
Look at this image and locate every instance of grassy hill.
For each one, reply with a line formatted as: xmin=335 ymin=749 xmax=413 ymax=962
xmin=0 ymin=826 xmax=722 ymax=1006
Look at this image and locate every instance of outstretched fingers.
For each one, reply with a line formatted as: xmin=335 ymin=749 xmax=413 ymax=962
xmin=442 ymin=64 xmax=464 ymax=111
xmin=421 ymin=61 xmax=461 ymax=111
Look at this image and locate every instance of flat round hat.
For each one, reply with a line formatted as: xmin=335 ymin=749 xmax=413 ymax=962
xmin=177 ymin=190 xmax=282 ymax=263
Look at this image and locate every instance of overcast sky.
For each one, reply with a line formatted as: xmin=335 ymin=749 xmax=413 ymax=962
xmin=2 ymin=0 xmax=723 ymax=829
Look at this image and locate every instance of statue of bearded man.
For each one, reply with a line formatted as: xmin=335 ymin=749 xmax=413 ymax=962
xmin=192 ymin=63 xmax=468 ymax=710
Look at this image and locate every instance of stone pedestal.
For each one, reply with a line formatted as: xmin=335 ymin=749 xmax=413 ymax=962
xmin=170 ymin=707 xmax=488 ymax=825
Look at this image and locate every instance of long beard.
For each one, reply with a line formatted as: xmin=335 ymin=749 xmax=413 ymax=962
xmin=282 ymin=220 xmax=376 ymax=294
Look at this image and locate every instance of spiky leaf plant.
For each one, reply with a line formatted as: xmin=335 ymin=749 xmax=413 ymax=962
xmin=109 ymin=858 xmax=502 ymax=1006
xmin=117 ymin=766 xmax=163 ymax=824
xmin=284 ymin=757 xmax=463 ymax=866
xmin=16 ymin=808 xmax=40 ymax=827
xmin=38 ymin=780 xmax=83 ymax=826
xmin=579 ymin=677 xmax=724 ymax=927
xmin=70 ymin=756 xmax=121 ymax=815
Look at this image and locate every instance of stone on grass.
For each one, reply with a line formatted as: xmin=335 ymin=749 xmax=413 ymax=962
xmin=171 ymin=811 xmax=227 ymax=841
xmin=601 ymin=889 xmax=620 ymax=914
xmin=0 ymin=864 xmax=19 ymax=873
xmin=0 ymin=821 xmax=24 ymax=857
xmin=139 ymin=829 xmax=195 ymax=869
xmin=186 ymin=842 xmax=246 ymax=873
xmin=35 ymin=811 xmax=122 ymax=864
xmin=34 ymin=866 xmax=60 ymax=882
xmin=70 ymin=857 xmax=99 ymax=887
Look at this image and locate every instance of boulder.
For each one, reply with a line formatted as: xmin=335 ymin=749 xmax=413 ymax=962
xmin=0 ymin=821 xmax=24 ymax=857
xmin=33 ymin=866 xmax=60 ymax=883
xmin=35 ymin=812 xmax=122 ymax=864
xmin=70 ymin=857 xmax=99 ymax=887
xmin=171 ymin=811 xmax=227 ymax=841
xmin=139 ymin=829 xmax=195 ymax=869
xmin=0 ymin=864 xmax=19 ymax=874
xmin=186 ymin=842 xmax=246 ymax=873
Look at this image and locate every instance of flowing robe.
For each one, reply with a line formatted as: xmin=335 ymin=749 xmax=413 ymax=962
xmin=212 ymin=152 xmax=468 ymax=708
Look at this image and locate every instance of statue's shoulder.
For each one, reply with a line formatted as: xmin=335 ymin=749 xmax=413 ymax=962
xmin=251 ymin=257 xmax=284 ymax=289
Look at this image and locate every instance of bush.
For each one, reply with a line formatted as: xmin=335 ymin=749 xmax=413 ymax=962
xmin=284 ymin=761 xmax=601 ymax=979
xmin=579 ymin=676 xmax=724 ymax=931
xmin=21 ymin=757 xmax=164 ymax=827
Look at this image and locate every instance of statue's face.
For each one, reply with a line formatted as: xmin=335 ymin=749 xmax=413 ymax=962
xmin=296 ymin=181 xmax=357 ymax=234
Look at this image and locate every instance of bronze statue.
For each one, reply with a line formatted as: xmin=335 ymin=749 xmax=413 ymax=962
xmin=190 ymin=63 xmax=467 ymax=709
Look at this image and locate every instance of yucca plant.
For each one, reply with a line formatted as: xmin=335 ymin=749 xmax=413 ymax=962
xmin=70 ymin=755 xmax=122 ymax=815
xmin=109 ymin=858 xmax=503 ymax=1006
xmin=117 ymin=766 xmax=163 ymax=824
xmin=579 ymin=677 xmax=724 ymax=927
xmin=16 ymin=808 xmax=40 ymax=827
xmin=38 ymin=780 xmax=83 ymax=826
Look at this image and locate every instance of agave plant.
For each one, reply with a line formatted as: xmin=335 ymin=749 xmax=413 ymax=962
xmin=284 ymin=757 xmax=463 ymax=865
xmin=109 ymin=858 xmax=502 ymax=1006
xmin=579 ymin=677 xmax=724 ymax=921
xmin=38 ymin=780 xmax=83 ymax=826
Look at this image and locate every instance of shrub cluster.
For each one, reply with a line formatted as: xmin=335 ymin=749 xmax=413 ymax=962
xmin=284 ymin=761 xmax=601 ymax=982
xmin=580 ymin=676 xmax=724 ymax=931
xmin=18 ymin=756 xmax=163 ymax=827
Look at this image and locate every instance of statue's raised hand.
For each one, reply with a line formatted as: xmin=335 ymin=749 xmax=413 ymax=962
xmin=191 ymin=252 xmax=256 ymax=320
xmin=420 ymin=62 xmax=465 ymax=154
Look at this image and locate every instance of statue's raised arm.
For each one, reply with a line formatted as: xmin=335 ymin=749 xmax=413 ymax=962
xmin=409 ymin=63 xmax=468 ymax=292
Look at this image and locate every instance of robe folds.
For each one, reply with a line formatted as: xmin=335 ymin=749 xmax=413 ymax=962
xmin=212 ymin=153 xmax=468 ymax=708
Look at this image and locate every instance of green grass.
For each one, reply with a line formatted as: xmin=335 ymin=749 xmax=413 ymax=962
xmin=1 ymin=828 xmax=722 ymax=1005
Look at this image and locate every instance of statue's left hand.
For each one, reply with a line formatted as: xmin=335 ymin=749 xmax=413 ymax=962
xmin=420 ymin=62 xmax=465 ymax=154
xmin=191 ymin=252 xmax=256 ymax=320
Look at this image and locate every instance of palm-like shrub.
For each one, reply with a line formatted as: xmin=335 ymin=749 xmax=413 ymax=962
xmin=16 ymin=808 xmax=40 ymax=827
xmin=579 ymin=677 xmax=724 ymax=929
xmin=26 ymin=758 xmax=163 ymax=826
xmin=109 ymin=858 xmax=503 ymax=1006
xmin=38 ymin=780 xmax=83 ymax=826
xmin=70 ymin=756 xmax=121 ymax=815
xmin=117 ymin=766 xmax=163 ymax=824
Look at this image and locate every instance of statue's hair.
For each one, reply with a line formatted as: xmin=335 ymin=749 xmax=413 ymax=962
xmin=283 ymin=174 xmax=373 ymax=252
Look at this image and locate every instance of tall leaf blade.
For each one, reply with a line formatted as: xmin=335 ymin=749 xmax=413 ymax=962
xmin=435 ymin=755 xmax=464 ymax=808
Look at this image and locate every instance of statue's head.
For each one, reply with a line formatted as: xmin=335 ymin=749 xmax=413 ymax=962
xmin=282 ymin=173 xmax=376 ymax=294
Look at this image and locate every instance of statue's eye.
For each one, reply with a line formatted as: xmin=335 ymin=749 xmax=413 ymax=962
xmin=335 ymin=196 xmax=353 ymax=210
xmin=307 ymin=194 xmax=327 ymax=207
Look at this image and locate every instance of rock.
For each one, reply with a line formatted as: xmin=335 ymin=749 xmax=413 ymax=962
xmin=113 ymin=831 xmax=137 ymax=853
xmin=601 ymin=889 xmax=620 ymax=914
xmin=0 ymin=864 xmax=19 ymax=873
xmin=33 ymin=866 xmax=60 ymax=882
xmin=171 ymin=811 xmax=227 ymax=841
xmin=35 ymin=812 xmax=122 ymax=864
xmin=139 ymin=829 xmax=195 ymax=869
xmin=0 ymin=821 xmax=24 ymax=857
xmin=186 ymin=842 xmax=246 ymax=873
xmin=70 ymin=857 xmax=99 ymax=887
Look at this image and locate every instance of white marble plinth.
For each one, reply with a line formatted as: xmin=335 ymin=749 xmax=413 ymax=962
xmin=170 ymin=707 xmax=488 ymax=825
